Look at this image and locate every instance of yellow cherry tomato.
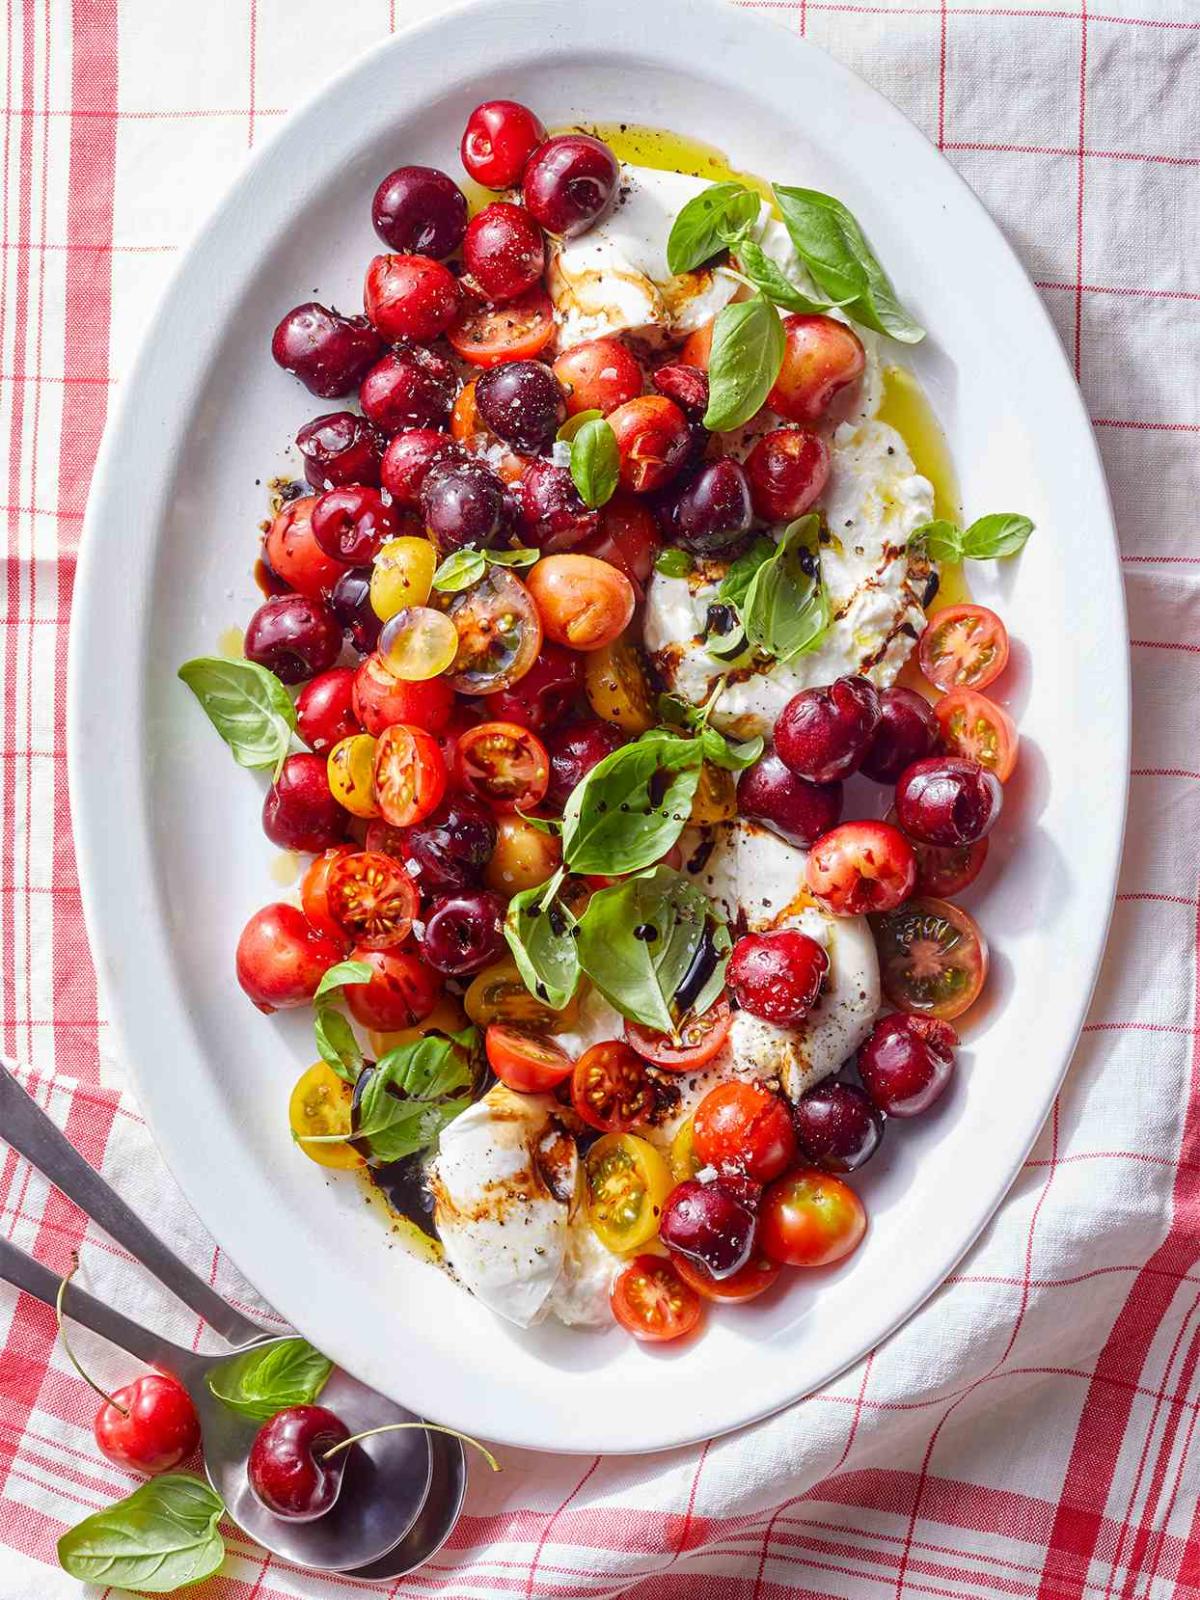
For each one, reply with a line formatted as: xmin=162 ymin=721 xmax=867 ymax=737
xmin=586 ymin=1133 xmax=673 ymax=1253
xmin=378 ymin=606 xmax=459 ymax=681
xmin=483 ymin=814 xmax=563 ymax=895
xmin=669 ymin=1116 xmax=701 ymax=1184
xmin=371 ymin=536 xmax=437 ymax=620
xmin=689 ymin=761 xmax=736 ymax=823
xmin=289 ymin=1062 xmax=363 ymax=1171
xmin=584 ymin=635 xmax=656 ymax=732
xmin=464 ymin=956 xmax=582 ymax=1032
xmin=366 ymin=995 xmax=467 ymax=1058
xmin=327 ymin=733 xmax=381 ymax=819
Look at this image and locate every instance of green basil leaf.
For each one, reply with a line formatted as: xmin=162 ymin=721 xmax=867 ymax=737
xmin=666 ymin=182 xmax=761 ymax=275
xmin=177 ymin=657 xmax=295 ymax=773
xmin=314 ymin=959 xmax=373 ymax=1002
xmin=772 ymin=184 xmax=924 ymax=344
xmin=569 ymin=417 xmax=620 ymax=509
xmin=654 ymin=547 xmax=694 ymax=578
xmin=515 ymin=808 xmax=563 ymax=835
xmin=703 ymin=293 xmax=786 ymax=432
xmin=487 ymin=546 xmax=540 ymax=569
xmin=561 ymin=733 xmax=703 ymax=876
xmin=433 ymin=549 xmax=488 ymax=592
xmin=504 ymin=872 xmax=581 ymax=1012
xmin=700 ymin=727 xmax=764 ymax=772
xmin=557 ymin=408 xmax=603 ymax=442
xmin=912 ymin=519 xmax=964 ymax=563
xmin=961 ymin=512 xmax=1034 ymax=560
xmin=718 ymin=537 xmax=776 ymax=614
xmin=58 ymin=1474 xmax=225 ymax=1594
xmin=734 ymin=236 xmax=846 ymax=314
xmin=576 ymin=866 xmax=730 ymax=1034
xmin=657 ymin=692 xmax=694 ymax=728
xmin=354 ymin=1035 xmax=473 ymax=1163
xmin=207 ymin=1337 xmax=332 ymax=1423
xmin=314 ymin=1006 xmax=363 ymax=1083
xmin=742 ymin=515 xmax=830 ymax=661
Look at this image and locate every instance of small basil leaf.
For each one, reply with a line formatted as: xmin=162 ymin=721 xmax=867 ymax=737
xmin=961 ymin=512 xmax=1034 ymax=560
xmin=772 ymin=184 xmax=924 ymax=344
xmin=354 ymin=1035 xmax=473 ymax=1163
xmin=742 ymin=515 xmax=830 ymax=661
xmin=178 ymin=657 xmax=295 ymax=773
xmin=734 ymin=237 xmax=846 ymax=314
xmin=703 ymin=293 xmax=786 ymax=432
xmin=557 ymin=408 xmax=603 ymax=443
xmin=207 ymin=1337 xmax=332 ymax=1422
xmin=657 ymin=692 xmax=694 ymax=728
xmin=314 ymin=959 xmax=373 ymax=1002
xmin=486 ymin=546 xmax=540 ymax=569
xmin=654 ymin=547 xmax=694 ymax=578
xmin=57 ymin=1474 xmax=225 ymax=1594
xmin=700 ymin=727 xmax=764 ymax=772
xmin=913 ymin=519 xmax=965 ymax=563
xmin=504 ymin=873 xmax=581 ymax=1012
xmin=718 ymin=537 xmax=776 ymax=613
xmin=666 ymin=182 xmax=760 ymax=275
xmin=514 ymin=808 xmax=563 ymax=835
xmin=569 ymin=417 xmax=620 ymax=509
xmin=314 ymin=1007 xmax=362 ymax=1083
xmin=433 ymin=549 xmax=488 ymax=592
xmin=561 ymin=733 xmax=703 ymax=876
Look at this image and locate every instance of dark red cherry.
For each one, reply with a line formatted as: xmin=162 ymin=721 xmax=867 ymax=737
xmin=371 ymin=165 xmax=467 ymax=258
xmin=359 ymin=345 xmax=457 ymax=433
xmin=296 ymin=412 xmax=384 ymax=490
xmin=775 ymin=675 xmax=881 ymax=783
xmin=858 ymin=1014 xmax=957 ymax=1117
xmin=737 ymin=748 xmax=842 ymax=847
xmin=420 ymin=890 xmax=507 ymax=975
xmin=243 ymin=594 xmax=342 ymax=684
xmin=546 ymin=719 xmax=624 ymax=809
xmin=262 ymin=753 xmax=347 ymax=852
xmin=271 ymin=304 xmax=382 ymax=398
xmin=522 ymin=134 xmax=619 ymax=237
xmin=658 ymin=1180 xmax=756 ymax=1279
xmin=860 ymin=686 xmax=941 ymax=784
xmin=895 ymin=756 xmax=1002 ymax=847
xmin=516 ymin=460 xmax=599 ymax=552
xmin=247 ymin=1404 xmax=351 ymax=1521
xmin=791 ymin=1080 xmax=883 ymax=1172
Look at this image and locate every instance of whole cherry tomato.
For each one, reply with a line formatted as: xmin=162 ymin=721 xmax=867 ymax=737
xmin=759 ymin=1169 xmax=867 ymax=1267
xmin=691 ymin=1080 xmax=796 ymax=1182
xmin=343 ymin=944 xmax=441 ymax=1031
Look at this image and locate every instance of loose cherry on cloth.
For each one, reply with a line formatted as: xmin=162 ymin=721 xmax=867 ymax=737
xmin=1 ymin=5 xmax=1197 ymax=1599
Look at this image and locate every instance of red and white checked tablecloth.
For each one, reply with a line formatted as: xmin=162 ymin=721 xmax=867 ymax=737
xmin=1 ymin=0 xmax=1198 ymax=1595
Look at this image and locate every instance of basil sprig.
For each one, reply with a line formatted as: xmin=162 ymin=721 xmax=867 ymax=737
xmin=433 ymin=546 xmax=539 ymax=593
xmin=58 ymin=1474 xmax=225 ymax=1593
xmin=704 ymin=293 xmax=786 ymax=432
xmin=352 ymin=1034 xmax=475 ymax=1164
xmin=207 ymin=1336 xmax=332 ymax=1422
xmin=311 ymin=959 xmax=372 ymax=1082
xmin=917 ymin=512 xmax=1035 ymax=564
xmin=772 ymin=184 xmax=924 ymax=344
xmin=569 ymin=416 xmax=620 ymax=509
xmin=177 ymin=657 xmax=295 ymax=775
xmin=667 ymin=182 xmax=763 ymax=275
xmin=561 ymin=731 xmax=704 ymax=876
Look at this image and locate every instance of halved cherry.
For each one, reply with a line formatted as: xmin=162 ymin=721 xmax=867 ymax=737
xmin=446 ymin=286 xmax=555 ymax=368
xmin=445 ymin=568 xmax=543 ymax=695
xmin=485 ymin=1025 xmax=574 ymax=1093
xmin=625 ymin=995 xmax=731 ymax=1072
xmin=611 ymin=1254 xmax=703 ymax=1343
xmin=325 ymin=851 xmax=419 ymax=949
xmin=935 ymin=687 xmax=1018 ymax=783
xmin=454 ymin=720 xmax=550 ymax=813
xmin=571 ymin=1041 xmax=653 ymax=1133
xmin=372 ymin=724 xmax=448 ymax=827
xmin=872 ymin=895 xmax=989 ymax=1022
xmin=919 ymin=604 xmax=1009 ymax=693
xmin=300 ymin=846 xmax=355 ymax=946
xmin=672 ymin=1248 xmax=781 ymax=1303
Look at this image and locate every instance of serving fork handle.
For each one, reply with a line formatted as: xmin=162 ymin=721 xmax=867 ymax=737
xmin=0 ymin=1064 xmax=263 ymax=1346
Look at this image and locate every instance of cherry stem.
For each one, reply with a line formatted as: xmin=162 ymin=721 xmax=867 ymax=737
xmin=321 ymin=1421 xmax=500 ymax=1473
xmin=55 ymin=1254 xmax=129 ymax=1417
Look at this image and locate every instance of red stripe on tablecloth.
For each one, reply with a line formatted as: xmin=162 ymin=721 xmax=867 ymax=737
xmin=1073 ymin=1 xmax=1088 ymax=379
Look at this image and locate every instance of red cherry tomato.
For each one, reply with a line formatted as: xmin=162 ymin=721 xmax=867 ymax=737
xmin=325 ymin=850 xmax=419 ymax=949
xmin=263 ymin=496 xmax=346 ymax=598
xmin=94 ymin=1373 xmax=200 ymax=1474
xmin=373 ymin=724 xmax=448 ymax=827
xmin=296 ymin=668 xmax=360 ymax=753
xmin=352 ymin=653 xmax=454 ymax=737
xmin=364 ymin=253 xmax=460 ymax=343
xmin=671 ymin=1248 xmax=781 ymax=1303
xmin=606 ymin=396 xmax=691 ymax=494
xmin=935 ymin=688 xmax=1019 ymax=783
xmin=872 ymin=895 xmax=989 ymax=1022
xmin=767 ymin=314 xmax=866 ymax=425
xmin=579 ymin=495 xmax=663 ymax=587
xmin=760 ymin=1169 xmax=867 ymax=1267
xmin=691 ymin=1080 xmax=796 ymax=1182
xmin=806 ymin=820 xmax=917 ymax=916
xmin=624 ymin=995 xmax=731 ymax=1072
xmin=460 ymin=99 xmax=547 ymax=190
xmin=300 ymin=845 xmax=356 ymax=945
xmin=552 ymin=338 xmax=644 ymax=416
xmin=919 ymin=604 xmax=1010 ymax=693
xmin=235 ymin=904 xmax=344 ymax=1013
xmin=343 ymin=944 xmax=441 ymax=1031
xmin=447 ymin=286 xmax=555 ymax=367
xmin=455 ymin=721 xmax=550 ymax=813
xmin=571 ymin=1041 xmax=653 ymax=1133
xmin=611 ymin=1254 xmax=703 ymax=1342
xmin=485 ymin=1025 xmax=574 ymax=1093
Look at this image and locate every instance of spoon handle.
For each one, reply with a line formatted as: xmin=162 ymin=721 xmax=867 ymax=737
xmin=0 ymin=1234 xmax=197 ymax=1374
xmin=0 ymin=1065 xmax=264 ymax=1346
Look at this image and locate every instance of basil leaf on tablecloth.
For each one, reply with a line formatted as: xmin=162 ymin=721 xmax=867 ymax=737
xmin=741 ymin=515 xmax=831 ymax=661
xmin=353 ymin=1035 xmax=474 ymax=1164
xmin=569 ymin=416 xmax=620 ymax=509
xmin=207 ymin=1337 xmax=332 ymax=1422
xmin=504 ymin=869 xmax=581 ymax=1012
xmin=666 ymin=181 xmax=762 ymax=275
xmin=560 ymin=732 xmax=704 ymax=877
xmin=177 ymin=657 xmax=295 ymax=774
xmin=58 ymin=1474 xmax=225 ymax=1593
xmin=703 ymin=293 xmax=786 ymax=432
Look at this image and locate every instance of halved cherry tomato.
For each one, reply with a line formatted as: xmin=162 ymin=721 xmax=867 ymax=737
xmin=887 ymin=806 xmax=990 ymax=898
xmin=325 ymin=850 xmax=418 ymax=949
xmin=343 ymin=944 xmax=442 ymax=1031
xmin=485 ymin=1024 xmax=574 ymax=1093
xmin=327 ymin=733 xmax=381 ymax=820
xmin=760 ymin=1169 xmax=866 ymax=1267
xmin=692 ymin=1080 xmax=796 ymax=1182
xmin=586 ymin=1133 xmax=673 ymax=1253
xmin=288 ymin=1061 xmax=363 ymax=1171
xmin=571 ymin=1041 xmax=653 ymax=1133
xmin=353 ymin=653 xmax=455 ymax=736
xmin=455 ymin=721 xmax=550 ymax=813
xmin=872 ymin=895 xmax=989 ymax=1022
xmin=372 ymin=724 xmax=448 ymax=827
xmin=919 ymin=604 xmax=1009 ymax=693
xmin=447 ymin=286 xmax=555 ymax=367
xmin=446 ymin=568 xmax=543 ymax=694
xmin=527 ymin=554 xmax=636 ymax=652
xmin=935 ymin=688 xmax=1019 ymax=783
xmin=669 ymin=1117 xmax=701 ymax=1183
xmin=300 ymin=846 xmax=355 ymax=945
xmin=625 ymin=995 xmax=732 ymax=1072
xmin=579 ymin=495 xmax=662 ymax=588
xmin=611 ymin=1254 xmax=703 ymax=1342
xmin=583 ymin=634 xmax=656 ymax=732
xmin=672 ymin=1248 xmax=781 ymax=1303
xmin=464 ymin=955 xmax=581 ymax=1031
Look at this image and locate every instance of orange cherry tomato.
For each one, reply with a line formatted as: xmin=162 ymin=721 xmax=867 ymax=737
xmin=446 ymin=286 xmax=555 ymax=367
xmin=454 ymin=720 xmax=550 ymax=813
xmin=672 ymin=1248 xmax=781 ymax=1303
xmin=343 ymin=944 xmax=442 ymax=1032
xmin=526 ymin=554 xmax=636 ymax=651
xmin=624 ymin=995 xmax=731 ymax=1072
xmin=935 ymin=688 xmax=1019 ymax=783
xmin=325 ymin=850 xmax=419 ymax=949
xmin=300 ymin=846 xmax=355 ymax=945
xmin=552 ymin=338 xmax=644 ymax=416
xmin=606 ymin=395 xmax=691 ymax=494
xmin=679 ymin=320 xmax=713 ymax=370
xmin=759 ymin=1169 xmax=867 ymax=1267
xmin=445 ymin=568 xmax=543 ymax=694
xmin=571 ymin=1041 xmax=653 ymax=1133
xmin=372 ymin=723 xmax=448 ymax=827
xmin=692 ymin=1080 xmax=796 ymax=1182
xmin=918 ymin=604 xmax=1010 ymax=693
xmin=872 ymin=895 xmax=989 ymax=1022
xmin=485 ymin=1025 xmax=574 ymax=1093
xmin=611 ymin=1254 xmax=703 ymax=1342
